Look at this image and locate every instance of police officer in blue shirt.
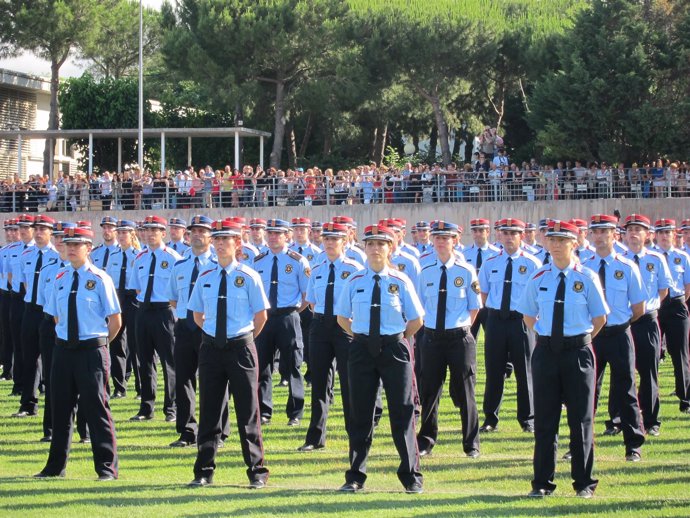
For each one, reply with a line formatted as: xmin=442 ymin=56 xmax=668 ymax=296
xmin=518 ymin=220 xmax=608 ymax=498
xmin=253 ymin=219 xmax=310 ymax=425
xmin=335 ymin=224 xmax=425 ymax=494
xmin=90 ymin=216 xmax=120 ymax=269
xmin=413 ymin=221 xmax=432 ymax=255
xmin=615 ymin=214 xmax=674 ymax=435
xmin=380 ymin=219 xmax=422 ymax=287
xmin=521 ymin=222 xmax=541 ymax=255
xmin=477 ymin=218 xmax=541 ymax=433
xmin=36 ymin=226 xmax=122 ymax=481
xmin=681 ymin=219 xmax=690 ymax=256
xmin=167 ymin=217 xmax=191 ymax=255
xmin=654 ymin=218 xmax=690 ymax=414
xmin=0 ymin=219 xmax=19 ymax=382
xmin=416 ymin=221 xmax=482 ymax=458
xmin=397 ymin=219 xmax=421 ymax=259
xmin=297 ymin=222 xmax=363 ymax=452
xmin=533 ymin=219 xmax=552 ymax=265
xmin=187 ymin=219 xmax=269 ymax=489
xmin=128 ymin=215 xmax=183 ymax=422
xmin=249 ymin=218 xmax=269 ymax=253
xmin=105 ymin=220 xmax=141 ymax=399
xmin=583 ymin=214 xmax=646 ymax=460
xmin=333 ymin=216 xmax=366 ymax=265
xmin=570 ymin=219 xmax=596 ymax=261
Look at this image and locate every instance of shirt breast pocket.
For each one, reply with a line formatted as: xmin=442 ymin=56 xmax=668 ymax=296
xmin=78 ymin=292 xmax=101 ymax=313
xmin=352 ymin=290 xmax=370 ymax=316
xmin=448 ymin=288 xmax=467 ymax=310
xmin=382 ymin=292 xmax=402 ymax=311
xmin=610 ymin=284 xmax=628 ymax=307
xmin=230 ymin=289 xmax=249 ymax=308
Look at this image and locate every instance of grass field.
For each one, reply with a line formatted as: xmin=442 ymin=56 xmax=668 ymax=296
xmin=1 ymin=337 xmax=690 ymax=517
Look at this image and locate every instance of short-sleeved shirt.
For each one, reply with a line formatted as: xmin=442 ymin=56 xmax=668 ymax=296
xmin=658 ymin=247 xmax=690 ymax=298
xmin=622 ymin=249 xmax=673 ymax=312
xmin=253 ymin=246 xmax=310 ymax=309
xmin=21 ymin=244 xmax=59 ymax=303
xmin=105 ymin=246 xmax=141 ymax=291
xmin=90 ymin=243 xmax=120 ymax=270
xmin=167 ymin=249 xmax=216 ymax=318
xmin=478 ymin=249 xmax=542 ymax=311
xmin=389 ymin=249 xmax=421 ymax=287
xmin=305 ymin=255 xmax=363 ymax=314
xmin=8 ymin=240 xmax=34 ymax=292
xmin=37 ymin=259 xmax=67 ymax=312
xmin=167 ymin=240 xmax=191 ymax=255
xmin=462 ymin=243 xmax=500 ymax=270
xmin=128 ymin=245 xmax=183 ymax=303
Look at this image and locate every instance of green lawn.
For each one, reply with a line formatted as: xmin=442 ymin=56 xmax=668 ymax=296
xmin=1 ymin=337 xmax=690 ymax=517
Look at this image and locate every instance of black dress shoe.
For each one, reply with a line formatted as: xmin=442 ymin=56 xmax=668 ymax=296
xmin=602 ymin=425 xmax=621 ymax=436
xmin=111 ymin=392 xmax=126 ymax=399
xmin=418 ymin=448 xmax=431 ymax=457
xmin=522 ymin=424 xmax=535 ymax=433
xmin=646 ymin=425 xmax=660 ymax=437
xmin=165 ymin=414 xmax=176 ymax=423
xmin=562 ymin=450 xmax=572 ymax=460
xmin=339 ymin=481 xmax=364 ymax=492
xmin=466 ymin=449 xmax=480 ymax=458
xmin=575 ymin=488 xmax=594 ymax=498
xmin=34 ymin=472 xmax=64 ymax=479
xmin=260 ymin=416 xmax=271 ymax=425
xmin=479 ymin=423 xmax=498 ymax=433
xmin=404 ymin=482 xmax=423 ymax=494
xmin=97 ymin=474 xmax=116 ymax=482
xmin=170 ymin=439 xmax=195 ymax=448
xmin=625 ymin=451 xmax=641 ymax=462
xmin=188 ymin=477 xmax=211 ymax=487
xmin=248 ymin=479 xmax=266 ymax=489
xmin=297 ymin=443 xmax=324 ymax=452
xmin=129 ymin=414 xmax=153 ymax=421
xmin=39 ymin=435 xmax=52 ymax=443
xmin=287 ymin=417 xmax=300 ymax=427
xmin=528 ymin=488 xmax=552 ymax=497
xmin=12 ymin=410 xmax=37 ymax=418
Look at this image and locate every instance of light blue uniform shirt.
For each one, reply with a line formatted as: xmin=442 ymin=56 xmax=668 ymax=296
xmin=305 ymin=255 xmax=363 ymax=314
xmin=238 ymin=242 xmax=259 ymax=266
xmin=575 ymin=244 xmax=596 ymax=262
xmin=401 ymin=241 xmax=420 ymax=258
xmin=582 ymin=253 xmax=646 ymax=326
xmin=21 ymin=244 xmax=59 ymax=303
xmin=37 ymin=258 xmax=67 ymax=311
xmin=335 ymin=266 xmax=424 ymax=335
xmin=345 ymin=243 xmax=366 ymax=265
xmin=419 ymin=249 xmax=466 ymax=269
xmin=90 ymin=243 xmax=120 ymax=269
xmin=105 ymin=246 xmax=141 ymax=290
xmin=478 ymin=249 xmax=542 ymax=311
xmin=389 ymin=248 xmax=421 ymax=287
xmin=167 ymin=240 xmax=190 ymax=255
xmin=657 ymin=247 xmax=690 ymax=298
xmin=613 ymin=240 xmax=629 ymax=254
xmin=253 ymin=246 xmax=310 ymax=309
xmin=415 ymin=242 xmax=433 ymax=255
xmin=188 ymin=260 xmax=269 ymax=339
xmin=46 ymin=261 xmax=121 ymax=340
xmin=622 ymin=249 xmax=673 ymax=312
xmin=462 ymin=243 xmax=500 ymax=270
xmin=8 ymin=240 xmax=34 ymax=293
xmin=517 ymin=261 xmax=609 ymax=337
xmin=167 ymin=249 xmax=216 ymax=318
xmin=128 ymin=245 xmax=183 ymax=303
xmin=418 ymin=256 xmax=481 ymax=329
xmin=289 ymin=241 xmax=322 ymax=268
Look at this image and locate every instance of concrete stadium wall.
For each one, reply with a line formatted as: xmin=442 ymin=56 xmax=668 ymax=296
xmin=8 ymin=197 xmax=690 ymax=246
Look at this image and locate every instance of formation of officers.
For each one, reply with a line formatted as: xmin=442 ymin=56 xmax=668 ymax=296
xmin=0 ymin=210 xmax=689 ymax=497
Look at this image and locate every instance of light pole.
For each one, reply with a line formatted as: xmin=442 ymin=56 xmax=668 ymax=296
xmin=138 ymin=0 xmax=144 ymax=171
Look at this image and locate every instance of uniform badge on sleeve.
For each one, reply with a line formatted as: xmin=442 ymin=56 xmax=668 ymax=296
xmin=161 ymin=261 xmax=169 ymax=269
xmin=674 ymin=257 xmax=681 ymax=265
xmin=285 ymin=264 xmax=293 ymax=274
xmin=85 ymin=280 xmax=97 ymax=290
xmin=454 ymin=277 xmax=464 ymax=287
xmin=341 ymin=271 xmax=351 ymax=280
xmin=388 ymin=283 xmax=399 ymax=294
xmin=646 ymin=263 xmax=654 ymax=272
xmin=614 ymin=270 xmax=624 ymax=280
xmin=573 ymin=281 xmax=584 ymax=293
xmin=518 ymin=265 xmax=527 ymax=274
xmin=397 ymin=263 xmax=406 ymax=272
xmin=471 ymin=280 xmax=480 ymax=294
xmin=234 ymin=276 xmax=245 ymax=287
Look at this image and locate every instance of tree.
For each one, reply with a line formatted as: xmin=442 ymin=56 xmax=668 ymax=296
xmin=0 ymin=0 xmax=103 ymax=177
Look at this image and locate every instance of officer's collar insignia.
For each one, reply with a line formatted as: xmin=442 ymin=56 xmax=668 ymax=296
xmin=573 ymin=281 xmax=584 ymax=293
xmin=341 ymin=271 xmax=351 ymax=280
xmin=471 ymin=280 xmax=480 ymax=294
xmin=285 ymin=264 xmax=293 ymax=274
xmin=85 ymin=279 xmax=96 ymax=290
xmin=161 ymin=260 xmax=169 ymax=269
xmin=614 ymin=270 xmax=624 ymax=280
xmin=518 ymin=265 xmax=527 ymax=274
xmin=234 ymin=276 xmax=245 ymax=287
xmin=674 ymin=257 xmax=681 ymax=264
xmin=646 ymin=263 xmax=654 ymax=272
xmin=388 ymin=283 xmax=399 ymax=294
xmin=454 ymin=277 xmax=464 ymax=287
xmin=397 ymin=263 xmax=406 ymax=271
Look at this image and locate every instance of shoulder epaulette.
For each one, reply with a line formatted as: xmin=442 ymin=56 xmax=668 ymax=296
xmin=93 ymin=244 xmax=103 ymax=250
xmin=174 ymin=257 xmax=190 ymax=267
xmin=56 ymin=270 xmax=67 ymax=280
xmin=254 ymin=251 xmax=268 ymax=263
xmin=341 ymin=257 xmax=359 ymax=267
xmin=287 ymin=249 xmax=303 ymax=261
xmin=349 ymin=272 xmax=366 ymax=282
xmin=486 ymin=254 xmax=500 ymax=262
xmin=21 ymin=248 xmax=33 ymax=256
xmin=199 ymin=268 xmax=216 ymax=278
xmin=422 ymin=262 xmax=437 ymax=271
xmin=532 ymin=269 xmax=549 ymax=280
xmin=135 ymin=249 xmax=149 ymax=260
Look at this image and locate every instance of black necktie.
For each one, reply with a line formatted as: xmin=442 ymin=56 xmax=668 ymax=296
xmin=500 ymin=257 xmax=513 ymax=319
xmin=31 ymin=250 xmax=43 ymax=304
xmin=368 ymin=274 xmax=381 ymax=357
xmin=324 ymin=262 xmax=335 ymax=317
xmin=103 ymin=247 xmax=110 ymax=268
xmin=436 ymin=265 xmax=447 ymax=330
xmin=172 ymin=242 xmax=177 ymax=252
xmin=186 ymin=257 xmax=200 ymax=330
xmin=118 ymin=251 xmax=128 ymax=291
xmin=633 ymin=254 xmax=640 ymax=266
xmin=598 ymin=258 xmax=606 ymax=293
xmin=143 ymin=253 xmax=156 ymax=308
xmin=215 ymin=269 xmax=227 ymax=347
xmin=575 ymin=249 xmax=580 ymax=258
xmin=68 ymin=271 xmax=79 ymax=346
xmin=476 ymin=248 xmax=483 ymax=270
xmin=544 ymin=251 xmax=550 ymax=264
xmin=269 ymin=256 xmax=278 ymax=309
xmin=551 ymin=272 xmax=566 ymax=351
xmin=298 ymin=246 xmax=303 ymax=255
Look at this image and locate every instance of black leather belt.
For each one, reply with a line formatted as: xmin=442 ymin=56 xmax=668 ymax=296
xmin=57 ymin=337 xmax=108 ymax=349
xmin=488 ymin=308 xmax=523 ymax=320
xmin=139 ymin=302 xmax=171 ymax=310
xmin=661 ymin=295 xmax=686 ymax=307
xmin=312 ymin=313 xmax=337 ymax=322
xmin=537 ymin=333 xmax=591 ymax=350
xmin=202 ymin=331 xmax=253 ymax=349
xmin=597 ymin=322 xmax=630 ymax=337
xmin=634 ymin=311 xmax=658 ymax=324
xmin=268 ymin=307 xmax=297 ymax=316
xmin=118 ymin=289 xmax=138 ymax=299
xmin=423 ymin=326 xmax=471 ymax=339
xmin=353 ymin=332 xmax=403 ymax=345
xmin=24 ymin=302 xmax=42 ymax=311
xmin=43 ymin=313 xmax=53 ymax=321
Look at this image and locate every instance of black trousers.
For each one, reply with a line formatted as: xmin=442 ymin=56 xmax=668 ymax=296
xmin=0 ymin=291 xmax=10 ymax=379
xmin=255 ymin=311 xmax=304 ymax=420
xmin=19 ymin=304 xmax=44 ymax=414
xmin=42 ymin=345 xmax=117 ymax=478
xmin=470 ymin=306 xmax=488 ymax=340
xmin=9 ymin=295 xmax=25 ymax=393
xmin=345 ymin=336 xmax=422 ymax=488
xmin=593 ymin=329 xmax=645 ymax=454
xmin=658 ymin=298 xmax=690 ymax=410
xmin=135 ymin=306 xmax=176 ymax=418
xmin=300 ymin=308 xmax=313 ymax=380
xmin=193 ymin=337 xmax=268 ymax=484
xmin=110 ymin=292 xmax=137 ymax=394
xmin=532 ymin=341 xmax=597 ymax=493
xmin=417 ymin=328 xmax=479 ymax=454
xmin=609 ymin=313 xmax=661 ymax=429
xmin=482 ymin=311 xmax=534 ymax=427
xmin=304 ymin=315 xmax=351 ymax=447
xmin=120 ymin=293 xmax=140 ymax=395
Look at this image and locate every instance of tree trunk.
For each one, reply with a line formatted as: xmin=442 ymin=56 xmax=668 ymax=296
xmin=298 ymin=111 xmax=313 ymax=159
xmin=430 ymin=96 xmax=452 ymax=166
xmin=369 ymin=126 xmax=378 ymax=162
xmin=269 ymin=79 xmax=286 ymax=169
xmin=451 ymin=128 xmax=461 ymax=161
xmin=43 ymin=60 xmax=62 ymax=180
xmin=373 ymin=123 xmax=387 ymax=166
xmin=322 ymin=121 xmax=332 ymax=157
xmin=427 ymin=123 xmax=438 ymax=163
xmin=286 ymin=119 xmax=297 ymax=168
